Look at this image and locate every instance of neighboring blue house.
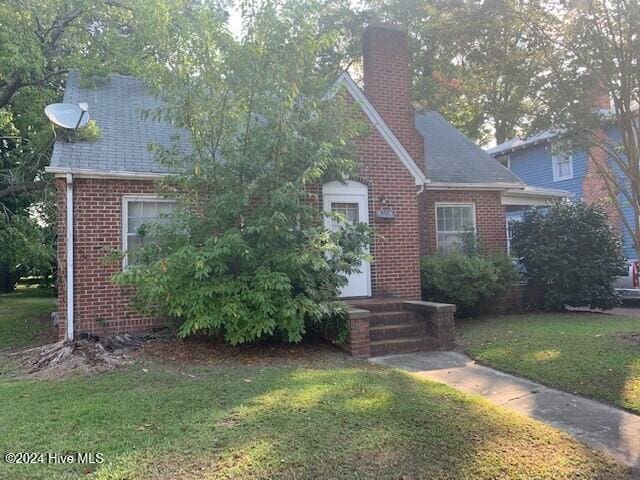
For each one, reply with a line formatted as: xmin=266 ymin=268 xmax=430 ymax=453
xmin=487 ymin=126 xmax=636 ymax=261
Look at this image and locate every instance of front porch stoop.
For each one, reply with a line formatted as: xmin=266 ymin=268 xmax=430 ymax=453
xmin=343 ymin=298 xmax=456 ymax=358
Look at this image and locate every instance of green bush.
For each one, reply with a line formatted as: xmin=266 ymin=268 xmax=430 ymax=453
xmin=421 ymin=252 xmax=519 ymax=317
xmin=311 ymin=308 xmax=349 ymax=346
xmin=74 ymin=120 xmax=102 ymax=142
xmin=511 ymin=201 xmax=626 ymax=310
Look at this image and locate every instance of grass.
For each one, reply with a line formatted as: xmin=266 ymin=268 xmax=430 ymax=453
xmin=0 ymin=294 xmax=633 ymax=479
xmin=0 ymin=288 xmax=56 ymax=349
xmin=0 ymin=359 xmax=632 ymax=479
xmin=459 ymin=312 xmax=640 ymax=414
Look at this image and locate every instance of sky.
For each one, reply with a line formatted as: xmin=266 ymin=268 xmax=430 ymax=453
xmin=227 ymin=4 xmax=243 ymax=39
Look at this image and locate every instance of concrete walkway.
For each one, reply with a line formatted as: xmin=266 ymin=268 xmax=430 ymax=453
xmin=370 ymin=351 xmax=640 ymax=469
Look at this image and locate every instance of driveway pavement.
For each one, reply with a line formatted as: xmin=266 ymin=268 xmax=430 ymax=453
xmin=568 ymin=298 xmax=640 ymax=316
xmin=371 ymin=351 xmax=640 ymax=469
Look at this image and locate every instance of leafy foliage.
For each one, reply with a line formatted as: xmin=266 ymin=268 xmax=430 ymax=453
xmin=114 ymin=1 xmax=370 ymax=345
xmin=0 ymin=214 xmax=54 ymax=291
xmin=354 ymin=0 xmax=550 ymax=144
xmin=73 ymin=120 xmax=101 ymax=142
xmin=511 ymin=201 xmax=626 ymax=311
xmin=421 ymin=250 xmax=519 ymax=318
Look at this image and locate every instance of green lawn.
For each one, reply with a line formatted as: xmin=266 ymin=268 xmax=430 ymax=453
xmin=0 ymin=288 xmax=56 ymax=349
xmin=459 ymin=312 xmax=640 ymax=414
xmin=0 ymin=296 xmax=633 ymax=479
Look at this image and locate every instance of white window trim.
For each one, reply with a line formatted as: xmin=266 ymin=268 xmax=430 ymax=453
xmin=435 ymin=202 xmax=477 ymax=253
xmin=497 ymin=154 xmax=511 ymax=170
xmin=122 ymin=195 xmax=176 ymax=269
xmin=506 ymin=217 xmax=520 ymax=255
xmin=552 ymin=153 xmax=573 ymax=182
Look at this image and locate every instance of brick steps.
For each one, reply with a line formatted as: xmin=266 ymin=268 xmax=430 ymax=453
xmin=345 ymin=298 xmax=455 ymax=357
xmin=369 ymin=311 xmax=419 ymax=328
xmin=369 ymin=323 xmax=425 ymax=341
xmin=370 ymin=336 xmax=438 ymax=356
xmin=346 ymin=299 xmax=406 ymax=313
xmin=365 ymin=304 xmax=437 ymax=356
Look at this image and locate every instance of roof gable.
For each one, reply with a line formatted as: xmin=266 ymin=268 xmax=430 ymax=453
xmin=333 ymin=72 xmax=427 ymax=186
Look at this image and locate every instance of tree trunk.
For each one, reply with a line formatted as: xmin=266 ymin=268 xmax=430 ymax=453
xmin=0 ymin=263 xmax=18 ymax=293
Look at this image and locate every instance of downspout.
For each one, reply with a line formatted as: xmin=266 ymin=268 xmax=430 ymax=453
xmin=65 ymin=173 xmax=74 ymax=342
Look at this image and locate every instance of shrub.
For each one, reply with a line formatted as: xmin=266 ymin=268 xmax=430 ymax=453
xmin=421 ymin=251 xmax=519 ymax=317
xmin=511 ymin=201 xmax=626 ymax=310
xmin=74 ymin=120 xmax=101 ymax=142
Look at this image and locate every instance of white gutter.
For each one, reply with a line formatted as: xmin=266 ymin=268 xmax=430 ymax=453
xmin=65 ymin=173 xmax=74 ymax=342
xmin=46 ymin=166 xmax=166 ymax=181
xmin=503 ymin=188 xmax=573 ymax=198
xmin=425 ymin=182 xmax=525 ymax=191
xmin=501 ymin=187 xmax=572 ymax=206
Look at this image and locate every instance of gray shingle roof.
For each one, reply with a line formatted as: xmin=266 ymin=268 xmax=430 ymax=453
xmin=48 ymin=71 xmax=189 ymax=175
xmin=49 ymin=73 xmax=521 ymax=187
xmin=415 ymin=111 xmax=523 ymax=185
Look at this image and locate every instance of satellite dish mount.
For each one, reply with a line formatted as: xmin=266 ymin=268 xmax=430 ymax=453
xmin=44 ymin=102 xmax=91 ymax=141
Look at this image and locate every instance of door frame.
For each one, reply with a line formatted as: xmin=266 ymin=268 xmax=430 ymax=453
xmin=322 ymin=180 xmax=372 ymax=298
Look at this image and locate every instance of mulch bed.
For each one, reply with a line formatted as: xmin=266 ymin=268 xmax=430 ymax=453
xmin=3 ymin=334 xmax=350 ymax=380
xmin=139 ymin=337 xmax=348 ymax=368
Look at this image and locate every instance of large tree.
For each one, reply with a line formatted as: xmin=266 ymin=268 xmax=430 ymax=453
xmin=114 ymin=0 xmax=370 ymax=344
xmin=0 ymin=0 xmax=138 ymax=191
xmin=0 ymin=0 xmax=135 ymax=290
xmin=527 ymin=0 xmax=640 ymax=260
xmin=0 ymin=0 xmax=228 ymax=291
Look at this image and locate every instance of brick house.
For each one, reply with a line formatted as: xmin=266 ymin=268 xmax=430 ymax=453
xmin=46 ymin=24 xmax=566 ymax=352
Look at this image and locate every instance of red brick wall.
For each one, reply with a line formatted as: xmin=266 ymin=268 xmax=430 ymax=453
xmin=419 ymin=190 xmax=507 ymax=256
xmin=354 ymin=126 xmax=422 ymax=299
xmin=583 ymin=128 xmax=622 ymax=234
xmin=56 ymin=177 xmax=163 ymax=338
xmin=55 ymin=178 xmax=67 ymax=337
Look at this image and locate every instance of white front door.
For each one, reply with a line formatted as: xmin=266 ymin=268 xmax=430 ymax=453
xmin=323 ymin=181 xmax=371 ymax=298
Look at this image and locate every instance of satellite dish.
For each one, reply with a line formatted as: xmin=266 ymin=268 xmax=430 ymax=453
xmin=45 ymin=103 xmax=90 ymax=130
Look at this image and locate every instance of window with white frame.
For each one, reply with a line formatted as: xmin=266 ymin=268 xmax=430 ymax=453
xmin=123 ymin=197 xmax=176 ymax=266
xmin=436 ymin=204 xmax=476 ymax=254
xmin=552 ymin=152 xmax=573 ymax=181
xmin=496 ymin=153 xmax=511 ymax=169
xmin=506 ymin=217 xmax=520 ymax=255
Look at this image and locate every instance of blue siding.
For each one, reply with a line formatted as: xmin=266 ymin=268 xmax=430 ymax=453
xmin=509 ymin=142 xmax=587 ymax=198
xmin=505 ymin=126 xmax=637 ymax=261
xmin=619 ymin=203 xmax=635 ymax=260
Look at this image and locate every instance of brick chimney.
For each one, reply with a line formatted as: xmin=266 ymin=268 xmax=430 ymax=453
xmin=583 ymin=80 xmax=620 ymax=232
xmin=362 ymin=23 xmax=424 ymax=165
xmin=590 ymin=80 xmax=612 ymax=112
